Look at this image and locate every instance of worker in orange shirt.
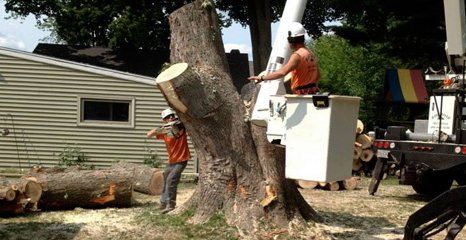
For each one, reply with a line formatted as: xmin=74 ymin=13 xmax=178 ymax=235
xmin=248 ymin=22 xmax=320 ymax=95
xmin=147 ymin=108 xmax=191 ymax=214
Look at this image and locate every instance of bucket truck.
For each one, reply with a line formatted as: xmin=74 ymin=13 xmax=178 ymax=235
xmin=251 ymin=0 xmax=361 ymax=183
xmin=367 ymin=0 xmax=466 ymax=239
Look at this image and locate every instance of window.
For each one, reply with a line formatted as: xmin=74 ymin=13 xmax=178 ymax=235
xmin=78 ymin=96 xmax=135 ymax=128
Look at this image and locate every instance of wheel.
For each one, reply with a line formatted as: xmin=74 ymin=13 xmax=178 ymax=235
xmin=412 ymin=176 xmax=453 ymax=196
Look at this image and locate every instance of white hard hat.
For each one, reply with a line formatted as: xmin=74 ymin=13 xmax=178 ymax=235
xmin=161 ymin=108 xmax=176 ymax=119
xmin=288 ymin=22 xmax=306 ymax=38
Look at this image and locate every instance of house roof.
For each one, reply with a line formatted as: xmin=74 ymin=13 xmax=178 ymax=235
xmin=0 ymin=46 xmax=156 ymax=86
xmin=33 ymin=44 xmax=251 ymax=92
xmin=33 ymin=43 xmax=168 ymax=79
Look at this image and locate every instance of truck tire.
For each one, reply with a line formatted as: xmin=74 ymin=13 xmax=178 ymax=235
xmin=412 ymin=176 xmax=453 ymax=196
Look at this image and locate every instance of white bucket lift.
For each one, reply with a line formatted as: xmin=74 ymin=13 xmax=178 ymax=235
xmin=250 ymin=0 xmax=308 ymax=126
xmin=268 ymin=94 xmax=361 ymax=182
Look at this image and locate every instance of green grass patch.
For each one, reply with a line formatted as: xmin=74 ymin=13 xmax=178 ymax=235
xmin=381 ymin=176 xmax=399 ymax=186
xmin=135 ymin=205 xmax=238 ymax=240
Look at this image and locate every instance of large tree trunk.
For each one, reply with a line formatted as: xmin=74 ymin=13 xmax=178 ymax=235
xmin=248 ymin=0 xmax=272 ymax=74
xmin=159 ymin=0 xmax=319 ymax=232
xmin=26 ymin=167 xmax=133 ymax=210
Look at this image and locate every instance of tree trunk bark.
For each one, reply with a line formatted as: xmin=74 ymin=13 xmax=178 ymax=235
xmin=162 ymin=0 xmax=319 ymax=231
xmin=26 ymin=167 xmax=133 ymax=210
xmin=247 ymin=0 xmax=272 ymax=74
xmin=112 ymin=162 xmax=163 ymax=195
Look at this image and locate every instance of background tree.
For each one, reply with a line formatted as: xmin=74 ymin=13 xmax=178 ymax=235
xmin=4 ymin=0 xmax=190 ymax=50
xmin=313 ymin=35 xmax=401 ymax=129
xmin=327 ymin=0 xmax=447 ymax=68
xmin=215 ymin=0 xmax=334 ymax=74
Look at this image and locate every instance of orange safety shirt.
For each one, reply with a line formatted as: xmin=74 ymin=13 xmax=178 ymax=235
xmin=157 ymin=128 xmax=191 ymax=164
xmin=290 ymin=47 xmax=320 ymax=91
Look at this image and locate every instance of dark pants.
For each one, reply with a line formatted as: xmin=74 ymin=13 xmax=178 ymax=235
xmin=160 ymin=161 xmax=188 ymax=207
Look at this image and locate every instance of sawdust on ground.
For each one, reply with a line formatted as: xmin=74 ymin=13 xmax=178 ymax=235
xmin=0 ymin=178 xmax=464 ymax=239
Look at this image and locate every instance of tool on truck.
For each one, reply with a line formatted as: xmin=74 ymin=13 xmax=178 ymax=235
xmin=368 ymin=0 xmax=466 ymax=239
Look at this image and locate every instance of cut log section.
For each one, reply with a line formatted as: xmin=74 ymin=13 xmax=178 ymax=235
xmin=353 ymin=146 xmax=363 ymax=159
xmin=353 ymin=158 xmax=363 ymax=171
xmin=0 ymin=177 xmax=42 ymax=215
xmin=356 ymin=119 xmax=364 ymax=134
xmin=26 ymin=167 xmax=133 ymax=210
xmin=327 ymin=182 xmax=340 ymax=191
xmin=296 ymin=180 xmax=318 ymax=189
xmin=0 ymin=186 xmax=16 ymax=201
xmin=341 ymin=177 xmax=359 ymax=190
xmin=112 ymin=162 xmax=164 ymax=195
xmin=356 ymin=134 xmax=373 ymax=149
xmin=360 ymin=149 xmax=375 ymax=162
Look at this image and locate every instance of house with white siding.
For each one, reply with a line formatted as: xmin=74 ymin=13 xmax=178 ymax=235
xmin=0 ymin=46 xmax=197 ymax=173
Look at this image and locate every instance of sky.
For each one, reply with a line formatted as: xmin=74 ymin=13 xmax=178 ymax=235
xmin=0 ymin=0 xmax=278 ymax=60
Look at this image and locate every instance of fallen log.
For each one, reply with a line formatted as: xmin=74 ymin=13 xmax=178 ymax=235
xmin=112 ymin=162 xmax=164 ymax=195
xmin=26 ymin=167 xmax=133 ymax=210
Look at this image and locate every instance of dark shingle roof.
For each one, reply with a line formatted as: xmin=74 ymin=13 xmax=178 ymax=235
xmin=33 ymin=44 xmax=250 ymax=92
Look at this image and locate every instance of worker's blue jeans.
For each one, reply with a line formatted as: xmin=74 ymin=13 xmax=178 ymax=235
xmin=160 ymin=160 xmax=188 ymax=207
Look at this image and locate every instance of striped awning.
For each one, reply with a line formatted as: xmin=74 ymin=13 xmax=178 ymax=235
xmin=385 ymin=69 xmax=428 ymax=104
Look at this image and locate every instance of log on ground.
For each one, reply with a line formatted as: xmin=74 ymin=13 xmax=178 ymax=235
xmin=26 ymin=167 xmax=133 ymax=210
xmin=112 ymin=162 xmax=163 ymax=195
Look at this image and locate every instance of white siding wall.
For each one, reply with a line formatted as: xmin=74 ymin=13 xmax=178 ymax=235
xmin=0 ymin=54 xmax=196 ymax=173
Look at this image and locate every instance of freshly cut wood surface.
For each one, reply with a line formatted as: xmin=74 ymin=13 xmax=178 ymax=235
xmin=356 ymin=134 xmax=373 ymax=149
xmin=360 ymin=149 xmax=374 ymax=162
xmin=327 ymin=182 xmax=340 ymax=191
xmin=353 ymin=146 xmax=362 ymax=159
xmin=356 ymin=119 xmax=364 ymax=134
xmin=0 ymin=186 xmax=16 ymax=201
xmin=297 ymin=180 xmax=318 ymax=189
xmin=342 ymin=177 xmax=359 ymax=190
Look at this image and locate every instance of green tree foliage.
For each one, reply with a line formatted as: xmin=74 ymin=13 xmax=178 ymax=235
xmin=4 ymin=0 xmax=190 ymax=50
xmin=313 ymin=35 xmax=401 ymax=128
xmin=328 ymin=0 xmax=446 ymax=68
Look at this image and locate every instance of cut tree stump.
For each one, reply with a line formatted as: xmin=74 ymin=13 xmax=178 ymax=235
xmin=112 ymin=162 xmax=164 ymax=195
xmin=26 ymin=167 xmax=133 ymax=210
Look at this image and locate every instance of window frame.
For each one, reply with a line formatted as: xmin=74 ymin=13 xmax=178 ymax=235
xmin=77 ymin=95 xmax=135 ymax=128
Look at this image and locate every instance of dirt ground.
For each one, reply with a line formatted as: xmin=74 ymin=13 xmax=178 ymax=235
xmin=0 ymin=177 xmax=464 ymax=240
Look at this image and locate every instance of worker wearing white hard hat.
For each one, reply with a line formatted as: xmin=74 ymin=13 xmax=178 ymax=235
xmin=248 ymin=22 xmax=321 ymax=95
xmin=147 ymin=108 xmax=191 ymax=214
